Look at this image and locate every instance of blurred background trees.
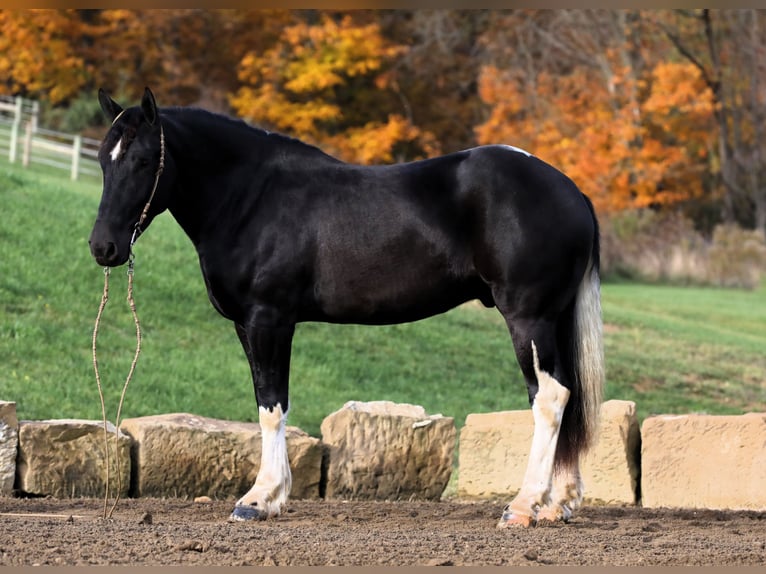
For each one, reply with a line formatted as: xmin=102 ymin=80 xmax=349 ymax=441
xmin=2 ymin=9 xmax=765 ymax=283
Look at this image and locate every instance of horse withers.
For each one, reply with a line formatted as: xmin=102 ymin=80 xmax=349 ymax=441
xmin=89 ymin=87 xmax=604 ymax=528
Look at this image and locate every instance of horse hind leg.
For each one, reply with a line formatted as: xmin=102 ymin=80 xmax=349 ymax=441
xmin=531 ymin=325 xmax=585 ymax=525
xmin=497 ymin=320 xmax=571 ymax=529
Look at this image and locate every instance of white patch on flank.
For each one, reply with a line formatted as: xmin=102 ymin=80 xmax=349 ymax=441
xmin=235 ymin=404 xmax=292 ymax=518
xmin=109 ymin=138 xmax=123 ymax=162
xmin=499 ymin=144 xmax=532 ymax=157
xmin=502 ymin=340 xmax=570 ymax=520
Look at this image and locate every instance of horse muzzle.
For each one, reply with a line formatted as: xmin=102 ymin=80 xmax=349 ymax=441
xmin=89 ymin=226 xmax=130 ymax=267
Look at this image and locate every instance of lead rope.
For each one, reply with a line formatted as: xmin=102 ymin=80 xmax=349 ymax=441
xmin=91 ymin=123 xmax=164 ymax=519
xmin=91 ymin=257 xmax=140 ymax=519
xmin=92 ymin=266 xmax=112 ymax=519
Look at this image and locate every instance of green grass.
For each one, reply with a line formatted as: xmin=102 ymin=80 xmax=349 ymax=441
xmin=601 ymin=283 xmax=765 ymax=420
xmin=1 ymin=159 xmax=764 ymax=437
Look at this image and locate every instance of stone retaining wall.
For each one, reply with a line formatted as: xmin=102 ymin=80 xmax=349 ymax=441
xmin=2 ymin=398 xmax=764 ymax=511
xmin=641 ymin=412 xmax=766 ymax=510
xmin=457 ymin=400 xmax=641 ymax=505
xmin=321 ymin=401 xmax=455 ymax=501
xmin=16 ymin=419 xmax=131 ymax=498
xmin=120 ymin=413 xmax=323 ymax=500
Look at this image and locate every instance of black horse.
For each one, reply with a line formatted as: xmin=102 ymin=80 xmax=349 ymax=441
xmin=89 ymin=88 xmax=604 ymax=527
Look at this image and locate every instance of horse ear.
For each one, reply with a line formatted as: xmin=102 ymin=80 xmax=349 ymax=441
xmin=141 ymin=87 xmax=158 ymax=126
xmin=98 ymin=88 xmax=123 ymax=123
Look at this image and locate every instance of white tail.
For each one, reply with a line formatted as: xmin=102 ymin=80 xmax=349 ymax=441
xmin=574 ymin=257 xmax=605 ymax=451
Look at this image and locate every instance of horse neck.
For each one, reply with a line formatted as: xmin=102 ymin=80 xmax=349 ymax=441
xmin=161 ymin=111 xmax=266 ymax=246
xmin=161 ymin=110 xmax=335 ymax=248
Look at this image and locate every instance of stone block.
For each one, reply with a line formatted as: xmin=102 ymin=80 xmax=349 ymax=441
xmin=581 ymin=400 xmax=640 ymax=504
xmin=321 ymin=401 xmax=456 ymax=500
xmin=120 ymin=413 xmax=322 ymax=500
xmin=457 ymin=400 xmax=641 ymax=505
xmin=457 ymin=409 xmax=533 ymax=500
xmin=0 ymin=401 xmax=19 ymax=494
xmin=641 ymin=412 xmax=766 ymax=510
xmin=16 ymin=419 xmax=131 ymax=498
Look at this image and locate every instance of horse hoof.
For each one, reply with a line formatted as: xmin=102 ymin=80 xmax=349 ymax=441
xmin=228 ymin=504 xmax=267 ymax=522
xmin=496 ymin=510 xmax=534 ymax=529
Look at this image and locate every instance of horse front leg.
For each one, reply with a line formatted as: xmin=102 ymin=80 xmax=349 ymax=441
xmin=229 ymin=322 xmax=295 ymax=522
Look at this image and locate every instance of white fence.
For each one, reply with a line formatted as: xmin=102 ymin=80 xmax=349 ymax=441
xmin=0 ymin=95 xmax=101 ymax=181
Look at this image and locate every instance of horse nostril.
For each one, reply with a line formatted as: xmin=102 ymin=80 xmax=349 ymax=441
xmin=104 ymin=242 xmax=118 ymax=260
xmin=91 ymin=240 xmax=119 ymax=265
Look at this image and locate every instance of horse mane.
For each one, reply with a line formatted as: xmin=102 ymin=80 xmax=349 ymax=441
xmin=159 ymin=106 xmax=338 ymax=162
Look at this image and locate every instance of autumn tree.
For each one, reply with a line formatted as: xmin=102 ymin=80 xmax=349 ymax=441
xmin=380 ymin=10 xmax=491 ymax=154
xmin=0 ymin=10 xmax=89 ymax=103
xmin=88 ymin=10 xmax=291 ymax=111
xmin=656 ymin=9 xmax=766 ymax=235
xmin=475 ymin=10 xmax=715 ymax=215
xmin=230 ymin=11 xmax=436 ymax=164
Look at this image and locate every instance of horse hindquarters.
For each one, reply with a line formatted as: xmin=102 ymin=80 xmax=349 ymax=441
xmin=498 ymin=247 xmax=604 ymax=527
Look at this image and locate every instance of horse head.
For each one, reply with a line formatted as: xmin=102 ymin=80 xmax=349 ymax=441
xmin=89 ymin=87 xmax=172 ymax=267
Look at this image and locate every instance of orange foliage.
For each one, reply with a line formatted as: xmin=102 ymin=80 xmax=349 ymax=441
xmin=230 ymin=13 xmax=433 ymax=164
xmin=326 ymin=114 xmax=438 ymax=165
xmin=0 ymin=10 xmax=88 ymax=103
xmin=476 ymin=57 xmax=715 ymax=213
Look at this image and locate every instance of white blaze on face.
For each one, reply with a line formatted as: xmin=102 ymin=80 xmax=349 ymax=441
xmin=109 ymin=138 xmax=123 ymax=162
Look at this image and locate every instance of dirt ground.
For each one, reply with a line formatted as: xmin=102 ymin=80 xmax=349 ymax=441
xmin=1 ymin=497 xmax=765 ymax=566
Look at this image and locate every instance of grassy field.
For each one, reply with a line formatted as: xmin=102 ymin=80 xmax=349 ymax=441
xmin=1 ymin=160 xmax=764 ymax=437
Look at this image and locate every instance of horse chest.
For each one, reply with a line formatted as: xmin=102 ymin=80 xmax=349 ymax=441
xmin=198 ymin=262 xmax=240 ymax=320
xmin=198 ymin=241 xmax=310 ymax=323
